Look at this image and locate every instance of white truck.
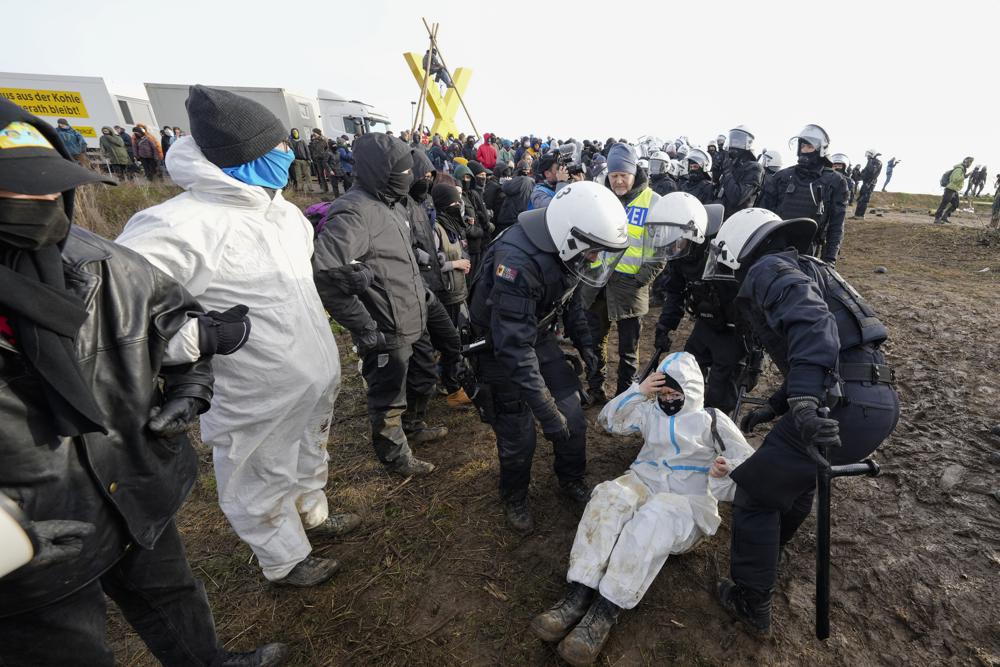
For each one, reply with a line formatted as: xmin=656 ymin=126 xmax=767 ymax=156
xmin=0 ymin=72 xmax=157 ymax=149
xmin=144 ymin=83 xmax=319 ymax=138
xmin=317 ymin=89 xmax=391 ymax=138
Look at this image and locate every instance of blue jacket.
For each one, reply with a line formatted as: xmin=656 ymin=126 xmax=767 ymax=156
xmin=56 ymin=125 xmax=87 ymax=156
xmin=338 ymin=146 xmax=354 ymax=174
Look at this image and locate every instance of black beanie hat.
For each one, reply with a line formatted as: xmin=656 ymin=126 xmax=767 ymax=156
xmin=431 ymin=182 xmax=463 ymax=211
xmin=185 ymin=85 xmax=287 ymax=168
xmin=467 ymin=160 xmax=486 ymax=176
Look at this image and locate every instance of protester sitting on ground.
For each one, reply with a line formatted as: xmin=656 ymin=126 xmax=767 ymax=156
xmin=531 ymin=352 xmax=753 ymax=666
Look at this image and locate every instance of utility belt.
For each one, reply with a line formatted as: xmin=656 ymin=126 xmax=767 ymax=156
xmin=838 ymin=363 xmax=895 ymax=385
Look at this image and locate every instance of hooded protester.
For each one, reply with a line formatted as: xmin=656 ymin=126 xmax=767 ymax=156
xmin=308 ymin=128 xmax=332 ymax=193
xmin=55 ymin=118 xmax=88 ymax=166
xmin=579 ymin=143 xmax=665 ymax=403
xmin=114 ymin=124 xmax=134 ymax=161
xmin=531 ymin=352 xmax=754 ymax=665
xmin=428 ymin=136 xmax=450 ymax=172
xmin=431 ymin=180 xmax=471 ymax=324
xmin=132 ymin=124 xmax=162 ymax=180
xmin=494 ymin=171 xmax=535 ymax=234
xmin=463 ymin=135 xmax=478 ymax=162
xmin=0 ymin=99 xmax=286 ymax=666
xmin=287 ymin=128 xmax=312 ymax=192
xmin=476 ymin=133 xmax=498 ymax=168
xmin=484 ymin=163 xmax=510 ymax=218
xmin=117 ymin=86 xmax=354 ymax=589
xmin=497 ymin=138 xmax=515 ymax=166
xmin=313 ymin=133 xmax=435 ymax=478
xmin=99 ymin=125 xmax=130 ymax=179
xmin=453 ymin=162 xmax=493 ymax=274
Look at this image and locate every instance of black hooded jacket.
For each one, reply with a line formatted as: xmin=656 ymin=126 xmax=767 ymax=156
xmin=495 ymin=175 xmax=534 ymax=233
xmin=717 ymin=152 xmax=764 ymax=218
xmin=313 ymin=133 xmax=427 ymax=348
xmin=405 ymin=149 xmax=444 ymax=294
xmin=679 ymin=170 xmax=716 ymax=203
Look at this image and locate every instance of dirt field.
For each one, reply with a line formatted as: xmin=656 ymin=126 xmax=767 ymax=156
xmin=100 ymin=189 xmax=1000 ymax=666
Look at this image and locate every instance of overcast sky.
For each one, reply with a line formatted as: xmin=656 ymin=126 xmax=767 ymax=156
xmin=3 ymin=0 xmax=996 ymax=194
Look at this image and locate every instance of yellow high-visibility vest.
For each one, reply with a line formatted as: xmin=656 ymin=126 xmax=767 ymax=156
xmin=615 ymin=188 xmax=655 ymax=275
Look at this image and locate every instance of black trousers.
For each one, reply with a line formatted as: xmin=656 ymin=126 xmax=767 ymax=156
xmin=728 ymin=351 xmax=900 ymax=598
xmin=934 ymin=189 xmax=960 ymax=221
xmin=481 ymin=336 xmax=586 ymax=500
xmin=406 ymin=295 xmax=462 ymax=404
xmin=362 ymin=343 xmax=415 ymax=464
xmin=312 ymin=159 xmax=329 ymax=191
xmin=140 ymin=157 xmax=159 ymax=181
xmin=0 ymin=521 xmax=219 ymax=667
xmin=683 ymin=320 xmax=748 ymax=415
xmin=853 ymin=181 xmax=875 ymax=217
xmin=586 ymin=289 xmax=642 ymax=395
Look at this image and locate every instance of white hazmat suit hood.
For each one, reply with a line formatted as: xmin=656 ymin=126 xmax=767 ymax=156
xmin=117 ymin=136 xmax=342 ymax=581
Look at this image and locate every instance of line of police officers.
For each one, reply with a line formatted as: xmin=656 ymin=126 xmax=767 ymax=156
xmin=466 ymin=124 xmax=900 ymax=638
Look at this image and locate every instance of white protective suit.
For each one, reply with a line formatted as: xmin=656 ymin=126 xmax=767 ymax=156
xmin=117 ymin=136 xmax=342 ymax=581
xmin=566 ymin=351 xmax=754 ymax=609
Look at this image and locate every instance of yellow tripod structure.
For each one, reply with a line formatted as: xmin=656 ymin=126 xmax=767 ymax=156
xmin=404 ymin=19 xmax=478 ymax=139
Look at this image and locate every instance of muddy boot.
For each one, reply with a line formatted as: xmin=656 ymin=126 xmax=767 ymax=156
xmin=218 ymin=643 xmax=290 ymax=667
xmin=559 ymin=479 xmax=591 ymax=506
xmin=308 ymin=513 xmax=362 ymax=538
xmin=556 ymin=595 xmax=622 ymax=667
xmin=447 ymin=388 xmax=473 ymax=407
xmin=504 ymin=496 xmax=534 ymax=535
xmin=386 ymin=454 xmax=436 ymax=477
xmin=403 ymin=394 xmax=448 ymax=445
xmin=530 ymin=582 xmax=595 ymax=642
xmin=273 ymin=556 xmax=340 ymax=588
xmin=585 ymin=387 xmax=609 ymax=407
xmin=717 ymin=578 xmax=772 ymax=637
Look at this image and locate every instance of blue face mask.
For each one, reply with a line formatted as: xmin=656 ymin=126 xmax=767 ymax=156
xmin=222 ymin=146 xmax=295 ymax=189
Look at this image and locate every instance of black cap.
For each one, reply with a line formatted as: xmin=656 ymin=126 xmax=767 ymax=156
xmin=0 ymin=97 xmax=114 ymax=195
xmin=185 ymin=85 xmax=287 ymax=168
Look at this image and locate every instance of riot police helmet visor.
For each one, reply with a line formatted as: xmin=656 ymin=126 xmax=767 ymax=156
xmin=565 ymin=247 xmax=627 ymax=287
xmin=702 ymin=242 xmax=737 ymax=281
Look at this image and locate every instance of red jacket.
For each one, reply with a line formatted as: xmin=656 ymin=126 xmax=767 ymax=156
xmin=476 ymin=142 xmax=497 ymax=169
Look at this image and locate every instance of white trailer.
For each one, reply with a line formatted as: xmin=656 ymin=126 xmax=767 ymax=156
xmin=317 ymin=89 xmax=391 ymax=138
xmin=144 ymin=83 xmax=319 ymax=138
xmin=0 ymin=72 xmax=154 ymax=149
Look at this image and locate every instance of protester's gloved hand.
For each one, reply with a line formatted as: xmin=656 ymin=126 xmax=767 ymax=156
xmin=197 ymin=305 xmax=251 ymax=356
xmin=540 ymin=407 xmax=571 ymax=444
xmin=654 ymin=324 xmax=672 ymax=352
xmin=26 ymin=520 xmax=95 ymax=569
xmin=740 ymin=404 xmax=776 ymax=434
xmin=332 ymin=263 xmax=374 ymax=296
xmin=355 ymin=329 xmax=386 ymax=357
xmin=580 ymin=348 xmax=599 ymax=375
xmin=148 ymin=397 xmax=206 ymax=437
xmin=787 ymin=396 xmax=841 ymax=449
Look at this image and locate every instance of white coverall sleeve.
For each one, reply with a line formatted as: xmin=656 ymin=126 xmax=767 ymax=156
xmin=163 ymin=317 xmax=202 ymax=364
xmin=598 ymin=384 xmax=650 ymax=435
xmin=707 ymin=411 xmax=756 ymax=503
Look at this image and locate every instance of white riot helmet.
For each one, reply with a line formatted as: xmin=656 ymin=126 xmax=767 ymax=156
xmin=830 ymin=153 xmax=850 ymax=169
xmin=637 ymin=157 xmax=650 ymax=172
xmin=865 ymin=148 xmax=880 ymax=159
xmin=758 ymin=150 xmax=783 ymax=171
xmin=644 ymin=192 xmax=709 ymax=262
xmin=703 ymin=208 xmax=816 ymax=281
xmin=520 ymin=181 xmax=630 ymax=287
xmin=676 ymin=142 xmax=690 ymax=161
xmin=667 ymin=158 xmax=685 ymax=178
xmin=648 ymin=150 xmax=671 ymax=176
xmin=686 ymin=147 xmax=713 ymax=174
xmin=716 ymin=134 xmax=727 ymax=146
xmin=788 ymin=124 xmax=831 ymax=158
xmin=728 ymin=125 xmax=755 ymax=152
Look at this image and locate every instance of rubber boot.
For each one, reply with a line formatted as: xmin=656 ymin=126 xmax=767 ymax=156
xmin=530 ymin=582 xmax=595 ymax=642
xmin=273 ymin=556 xmax=340 ymax=588
xmin=504 ymin=496 xmax=534 ymax=535
xmin=556 ymin=595 xmax=622 ymax=667
xmin=717 ymin=578 xmax=772 ymax=637
xmin=217 ymin=643 xmax=290 ymax=667
xmin=403 ymin=393 xmax=448 ymax=445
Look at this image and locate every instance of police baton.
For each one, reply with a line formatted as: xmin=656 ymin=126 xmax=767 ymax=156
xmin=814 ymin=407 xmax=880 ymax=640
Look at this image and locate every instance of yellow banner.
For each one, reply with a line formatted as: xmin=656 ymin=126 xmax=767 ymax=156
xmin=0 ymin=87 xmax=90 ymax=118
xmin=75 ymin=126 xmax=97 ymax=138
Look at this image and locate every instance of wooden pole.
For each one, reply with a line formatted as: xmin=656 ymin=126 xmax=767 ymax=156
xmin=412 ymin=22 xmax=435 ymax=136
xmin=421 ymin=17 xmax=481 ymax=140
xmin=417 ymin=23 xmax=438 ymax=135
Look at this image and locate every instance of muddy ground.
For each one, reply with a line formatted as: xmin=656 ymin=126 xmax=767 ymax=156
xmin=108 ymin=192 xmax=1000 ymax=666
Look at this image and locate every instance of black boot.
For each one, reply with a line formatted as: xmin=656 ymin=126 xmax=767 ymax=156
xmin=217 ymin=643 xmax=290 ymax=667
xmin=585 ymin=387 xmax=609 ymax=407
xmin=531 ymin=582 xmax=595 ymax=642
xmin=504 ymin=496 xmax=534 ymax=535
xmin=273 ymin=556 xmax=340 ymax=588
xmin=556 ymin=595 xmax=622 ymax=667
xmin=559 ymin=479 xmax=591 ymax=506
xmin=403 ymin=394 xmax=448 ymax=445
xmin=717 ymin=578 xmax=772 ymax=637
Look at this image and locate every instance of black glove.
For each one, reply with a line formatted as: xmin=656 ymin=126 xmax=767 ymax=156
xmin=331 ymin=263 xmax=374 ymax=296
xmin=788 ymin=396 xmax=841 ymax=449
xmin=580 ymin=348 xmax=599 ymax=375
xmin=26 ymin=520 xmax=95 ymax=569
xmin=197 ymin=305 xmax=251 ymax=356
xmin=540 ymin=409 xmax=570 ymax=444
xmin=355 ymin=329 xmax=386 ymax=357
xmin=148 ymin=397 xmax=206 ymax=437
xmin=654 ymin=323 xmax=672 ymax=351
xmin=740 ymin=404 xmax=776 ymax=433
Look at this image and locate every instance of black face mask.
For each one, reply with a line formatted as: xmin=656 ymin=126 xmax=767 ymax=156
xmin=475 ymin=177 xmax=486 ymax=191
xmin=657 ymin=394 xmax=685 ymax=416
xmin=797 ymin=151 xmax=822 ymax=168
xmin=0 ymin=197 xmax=71 ymax=250
xmin=728 ymin=148 xmax=744 ymax=161
xmin=461 ymin=179 xmax=471 ymax=192
xmin=409 ymin=177 xmax=431 ymax=200
xmin=385 ymin=171 xmax=414 ymax=199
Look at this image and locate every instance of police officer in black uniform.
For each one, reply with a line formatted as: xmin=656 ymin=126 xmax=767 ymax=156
xmin=716 ymin=126 xmax=764 ymax=219
xmin=651 ymin=196 xmax=749 ymax=415
xmin=830 ymin=153 xmax=854 ymax=210
xmin=852 ymin=149 xmax=882 ymax=219
xmin=702 ymin=208 xmax=900 ymax=636
xmin=648 ymin=151 xmax=679 ymax=196
xmin=679 ymin=148 xmax=716 ymax=204
xmin=468 ymin=182 xmax=630 ymax=534
xmin=757 ymin=125 xmax=849 ymax=265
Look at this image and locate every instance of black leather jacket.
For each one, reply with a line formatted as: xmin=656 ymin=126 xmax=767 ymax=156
xmin=0 ymin=227 xmax=214 ymax=617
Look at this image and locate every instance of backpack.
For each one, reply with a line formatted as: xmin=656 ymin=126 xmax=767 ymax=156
xmin=304 ymin=201 xmax=334 ymax=237
xmin=940 ymin=169 xmax=953 ymax=188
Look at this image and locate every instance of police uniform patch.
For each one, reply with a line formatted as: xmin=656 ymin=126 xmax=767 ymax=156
xmin=496 ymin=264 xmax=518 ymax=282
